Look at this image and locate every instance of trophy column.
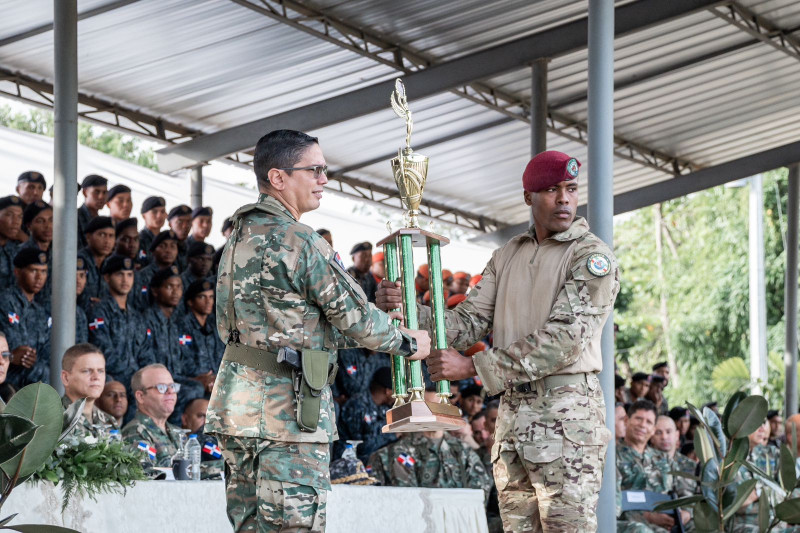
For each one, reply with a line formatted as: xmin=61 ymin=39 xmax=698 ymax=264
xmin=382 ymin=238 xmax=408 ymax=407
xmin=425 ymin=237 xmax=451 ymax=403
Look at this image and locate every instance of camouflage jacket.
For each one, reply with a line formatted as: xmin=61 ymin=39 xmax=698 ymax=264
xmin=178 ymin=311 xmax=225 ymax=376
xmin=334 ymin=390 xmax=396 ymax=463
xmin=736 ymin=444 xmax=781 ymax=520
xmin=417 ymin=217 xmax=620 ymax=396
xmin=121 ymin=411 xmax=181 ymax=468
xmin=616 ymin=443 xmax=673 ymax=520
xmin=61 ymin=395 xmax=119 ymax=440
xmin=0 ymin=240 xmax=19 ymax=291
xmin=205 ymin=194 xmax=415 ymax=444
xmin=368 ymin=433 xmax=492 ymax=503
xmin=0 ymin=285 xmax=51 ymax=387
xmin=671 ymin=451 xmax=698 ymax=498
xmin=88 ymin=296 xmax=150 ymax=387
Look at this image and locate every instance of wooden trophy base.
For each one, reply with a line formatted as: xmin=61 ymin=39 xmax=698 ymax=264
xmin=382 ymin=400 xmax=467 ymax=433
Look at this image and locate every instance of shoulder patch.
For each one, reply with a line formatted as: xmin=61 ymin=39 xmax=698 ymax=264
xmin=586 ymin=253 xmax=611 ymax=277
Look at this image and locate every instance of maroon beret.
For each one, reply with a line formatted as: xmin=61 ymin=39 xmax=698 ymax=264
xmin=522 ymin=151 xmax=581 ymax=192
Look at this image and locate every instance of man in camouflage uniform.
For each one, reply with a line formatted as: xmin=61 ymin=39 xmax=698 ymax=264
xmin=334 ymin=366 xmax=397 ymax=463
xmin=59 ymin=343 xmax=118 ymax=440
xmin=650 ymin=415 xmax=698 ymax=501
xmin=377 ymin=150 xmax=619 ymax=532
xmin=205 ymin=129 xmax=431 ymax=532
xmin=368 ymin=387 xmax=492 ymax=503
xmin=616 ymin=400 xmax=691 ymax=532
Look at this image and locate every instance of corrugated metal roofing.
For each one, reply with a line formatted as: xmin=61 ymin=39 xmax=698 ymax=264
xmin=0 ymin=0 xmax=798 ymax=228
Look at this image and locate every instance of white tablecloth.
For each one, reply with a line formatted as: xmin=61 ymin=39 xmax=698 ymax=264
xmin=4 ymin=481 xmax=488 ymax=533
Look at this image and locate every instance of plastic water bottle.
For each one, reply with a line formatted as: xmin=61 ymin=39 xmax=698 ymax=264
xmin=108 ymin=429 xmax=121 ymax=443
xmin=186 ymin=434 xmax=202 ymax=481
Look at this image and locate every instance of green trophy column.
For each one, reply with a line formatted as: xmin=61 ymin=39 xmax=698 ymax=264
xmin=426 ymin=238 xmax=451 ymax=400
xmin=400 ymin=234 xmax=424 ymax=400
xmin=383 ymin=240 xmax=407 ymax=405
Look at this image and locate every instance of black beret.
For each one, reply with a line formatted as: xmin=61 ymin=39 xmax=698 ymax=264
xmin=84 ymin=216 xmax=115 ymax=234
xmin=149 ymin=229 xmax=178 ymax=252
xmin=81 ymin=174 xmax=108 ymax=189
xmin=370 ymin=367 xmax=393 ymax=390
xmin=652 ymin=362 xmax=668 ymax=371
xmin=650 ymin=375 xmax=665 ymax=385
xmin=631 ymin=372 xmax=649 ymax=383
xmin=349 ymin=241 xmax=372 ymax=255
xmin=187 ymin=241 xmax=215 ymax=258
xmin=150 ymin=265 xmax=181 ymax=288
xmin=191 ymin=206 xmax=213 ymax=219
xmin=679 ymin=442 xmax=694 ymax=456
xmin=767 ymin=410 xmax=780 ymax=420
xmin=23 ymin=200 xmax=52 ymax=226
xmin=115 ymin=217 xmax=138 ymax=234
xmin=76 ymin=256 xmax=87 ymax=271
xmin=0 ymin=195 xmax=23 ymax=212
xmin=102 ymin=254 xmax=135 ymax=274
xmin=184 ymin=278 xmax=214 ymax=301
xmin=17 ymin=171 xmax=46 ymax=186
xmin=168 ymin=205 xmax=192 ymax=220
xmin=106 ymin=184 xmax=131 ymax=202
xmin=668 ymin=407 xmax=688 ymax=420
xmin=13 ymin=248 xmax=48 ymax=268
xmin=221 ymin=217 xmax=234 ymax=234
xmin=460 ymin=384 xmax=483 ymax=399
xmin=141 ymin=196 xmax=166 ymax=214
xmin=614 ymin=374 xmax=626 ymax=389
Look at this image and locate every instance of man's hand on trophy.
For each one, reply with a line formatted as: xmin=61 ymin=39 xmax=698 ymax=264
xmin=376 ymin=280 xmax=404 ymax=313
xmin=402 ymin=328 xmax=431 ymax=361
xmin=428 ymin=348 xmax=478 ymax=381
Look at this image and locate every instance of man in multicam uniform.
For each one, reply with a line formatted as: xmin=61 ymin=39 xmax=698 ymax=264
xmin=204 ymin=129 xmax=431 ymax=532
xmin=59 ymin=343 xmax=118 ymax=440
xmin=376 ymin=150 xmax=619 ymax=532
xmin=616 ymin=401 xmax=691 ymax=532
xmin=650 ymin=415 xmax=698 ymax=501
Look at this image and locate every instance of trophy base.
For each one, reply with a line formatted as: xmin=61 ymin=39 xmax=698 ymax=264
xmin=382 ymin=400 xmax=466 ymax=433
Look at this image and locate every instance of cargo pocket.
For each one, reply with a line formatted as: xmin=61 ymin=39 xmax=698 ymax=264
xmin=522 ymin=440 xmax=564 ymax=497
xmin=491 ymin=441 xmax=516 ymax=491
xmin=561 ymin=420 xmax=611 ymax=504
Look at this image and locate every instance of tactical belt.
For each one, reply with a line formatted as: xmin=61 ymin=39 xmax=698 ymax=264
xmin=514 ymin=372 xmax=592 ymax=394
xmin=222 ymin=343 xmax=293 ymax=378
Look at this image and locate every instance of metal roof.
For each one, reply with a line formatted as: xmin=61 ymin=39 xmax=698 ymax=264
xmin=1 ymin=0 xmax=798 ymax=231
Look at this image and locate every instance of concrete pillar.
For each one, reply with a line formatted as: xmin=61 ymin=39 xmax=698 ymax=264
xmin=190 ymin=165 xmax=203 ymax=209
xmin=587 ymin=0 xmax=616 ymax=529
xmin=50 ymin=0 xmax=78 ymax=392
xmin=749 ymin=175 xmax=768 ymax=394
xmin=786 ymin=164 xmax=799 ymax=415
xmin=530 ymin=58 xmax=548 ymax=157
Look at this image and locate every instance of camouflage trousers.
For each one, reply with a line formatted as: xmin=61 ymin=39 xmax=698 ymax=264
xmin=217 ymin=435 xmax=330 ymax=532
xmin=492 ymin=374 xmax=611 ymax=532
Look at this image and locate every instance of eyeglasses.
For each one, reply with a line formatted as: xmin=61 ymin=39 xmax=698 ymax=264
xmin=277 ymin=165 xmax=328 ymax=179
xmin=0 ymin=351 xmax=10 ymax=359
xmin=142 ymin=383 xmax=181 ymax=394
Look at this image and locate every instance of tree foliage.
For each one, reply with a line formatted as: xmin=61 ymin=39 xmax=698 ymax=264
xmin=614 ymin=169 xmax=792 ymax=408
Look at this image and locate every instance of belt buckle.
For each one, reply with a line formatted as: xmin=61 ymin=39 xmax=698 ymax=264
xmin=516 ymin=382 xmax=533 ymax=394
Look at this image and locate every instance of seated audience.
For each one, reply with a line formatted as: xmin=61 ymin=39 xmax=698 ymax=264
xmin=368 ymin=386 xmax=492 ymax=503
xmin=650 ymin=415 xmax=697 ymax=498
xmin=615 ymin=402 xmax=627 ymax=443
xmin=74 ymin=257 xmax=89 ymax=343
xmin=132 ymin=230 xmax=179 ymax=311
xmin=97 ymin=380 xmax=128 ymax=427
xmin=60 ymin=343 xmax=118 ymax=439
xmin=316 ymin=228 xmax=332 ymax=247
xmin=645 ymin=375 xmax=668 ymax=415
xmin=0 ymin=332 xmax=15 ymax=403
xmin=22 ymin=201 xmax=53 ymax=308
xmin=459 ymin=384 xmax=484 ymax=419
xmin=78 ymin=216 xmax=116 ymax=310
xmin=334 ymin=347 xmax=387 ymax=404
xmin=114 ymin=218 xmax=140 ymax=266
xmin=0 ymin=248 xmax=50 ymax=387
xmin=181 ymin=242 xmax=215 ymax=290
xmin=347 ymin=241 xmax=377 ymax=303
xmin=16 ymin=171 xmax=46 ymax=207
xmin=138 ymin=196 xmax=167 ymax=266
xmin=370 ymin=251 xmax=384 ymax=285
xmin=767 ymin=409 xmax=784 ymax=447
xmin=179 ymin=279 xmax=223 ymax=392
xmin=106 ymin=184 xmax=133 ymax=226
xmin=651 ymin=361 xmax=670 ymax=385
xmin=187 ymin=206 xmax=213 ymax=247
xmin=77 ymin=174 xmax=107 ymax=248
xmin=449 ymin=271 xmax=470 ymax=295
xmin=168 ymin=205 xmax=192 ymax=272
xmin=0 ymin=195 xmax=24 ymax=289
xmin=627 ymin=372 xmax=649 ymax=402
xmin=668 ymin=406 xmax=691 ymax=447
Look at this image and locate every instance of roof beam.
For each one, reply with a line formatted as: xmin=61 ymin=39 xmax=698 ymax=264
xmin=157 ymin=0 xmax=721 ymax=171
xmin=474 ymin=139 xmax=800 ymax=245
xmin=0 ymin=0 xmax=141 ymax=48
xmin=710 ymin=2 xmax=800 ymax=62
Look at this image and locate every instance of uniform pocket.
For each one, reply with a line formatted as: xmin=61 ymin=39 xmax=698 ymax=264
xmin=522 ymin=440 xmax=564 ymax=496
xmin=560 ymin=420 xmax=610 ymax=504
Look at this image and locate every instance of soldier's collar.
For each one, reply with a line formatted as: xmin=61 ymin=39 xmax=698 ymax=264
xmin=258 ymin=193 xmax=297 ymax=221
xmin=527 ymin=216 xmax=589 ymax=243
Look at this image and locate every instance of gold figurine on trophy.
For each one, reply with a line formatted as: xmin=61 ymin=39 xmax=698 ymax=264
xmin=380 ymin=79 xmax=466 ymax=433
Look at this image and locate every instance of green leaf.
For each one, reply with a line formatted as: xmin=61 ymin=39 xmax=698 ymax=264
xmin=694 ymin=501 xmax=720 ymax=531
xmin=669 ymin=469 xmax=700 ymax=482
xmin=742 ymin=461 xmax=787 ymax=499
xmin=727 ymin=396 xmax=768 ymax=439
xmin=776 ymin=498 xmax=800 ymax=524
xmin=700 ymin=457 xmax=720 ymax=509
xmin=58 ymin=398 xmax=86 ymax=443
xmin=0 ymin=516 xmax=17 ymax=528
xmin=1 ymin=525 xmax=81 ymax=532
xmin=0 ymin=396 xmax=5 ymax=414
xmin=704 ymin=407 xmax=727 ymax=455
xmin=780 ymin=443 xmax=797 ymax=492
xmin=722 ymin=478 xmax=758 ymax=521
xmin=0 ymin=415 xmax=39 ymax=464
xmin=687 ymin=403 xmax=710 ymax=433
xmin=722 ymin=391 xmax=748 ymax=438
xmin=696 ymin=426 xmax=717 ymax=465
xmin=758 ymin=490 xmax=771 ymax=533
xmin=722 ymin=437 xmax=750 ymax=484
xmin=0 ymin=384 xmax=64 ymax=480
xmin=653 ymin=494 xmax=704 ymax=512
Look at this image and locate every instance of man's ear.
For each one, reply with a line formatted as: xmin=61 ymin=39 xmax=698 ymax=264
xmin=268 ymin=168 xmax=285 ymax=190
xmin=523 ymin=190 xmax=534 ymax=206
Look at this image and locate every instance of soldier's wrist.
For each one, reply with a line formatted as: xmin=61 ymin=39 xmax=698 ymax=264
xmin=399 ymin=333 xmax=417 ymax=357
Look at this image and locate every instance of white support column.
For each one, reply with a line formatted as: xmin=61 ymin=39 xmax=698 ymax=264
xmin=190 ymin=165 xmax=203 ymax=209
xmin=785 ymin=164 xmax=799 ymax=416
xmin=749 ymin=175 xmax=768 ymax=394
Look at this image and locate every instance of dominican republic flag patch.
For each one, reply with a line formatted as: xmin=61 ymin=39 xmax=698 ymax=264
xmin=203 ymin=441 xmax=222 ymax=459
xmin=397 ymin=453 xmax=416 ymax=467
xmin=7 ymin=312 xmax=19 ymax=325
xmin=333 ymin=252 xmax=345 ymax=270
xmin=138 ymin=249 xmax=147 ymax=260
xmin=146 ymin=328 xmax=152 ymax=338
xmin=179 ymin=335 xmax=192 ymax=346
xmin=141 ymin=286 xmax=148 ymax=294
xmin=346 ymin=365 xmax=357 ymax=376
xmin=137 ymin=441 xmax=157 ymax=460
xmin=364 ymin=414 xmax=374 ymax=423
xmin=89 ymin=318 xmax=105 ymax=331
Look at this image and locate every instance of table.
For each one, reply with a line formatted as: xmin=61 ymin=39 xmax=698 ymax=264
xmin=3 ymin=481 xmax=488 ymax=533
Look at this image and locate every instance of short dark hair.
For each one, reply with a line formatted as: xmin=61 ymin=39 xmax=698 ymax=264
xmin=485 ymin=399 xmax=500 ymax=412
xmin=253 ymin=129 xmax=318 ymax=188
xmin=316 ymin=228 xmax=330 ymax=237
xmin=62 ymin=343 xmax=103 ymax=371
xmin=628 ymin=399 xmax=658 ymax=419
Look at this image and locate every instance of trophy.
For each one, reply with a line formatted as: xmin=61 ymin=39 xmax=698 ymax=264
xmin=380 ymin=79 xmax=466 ymax=433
